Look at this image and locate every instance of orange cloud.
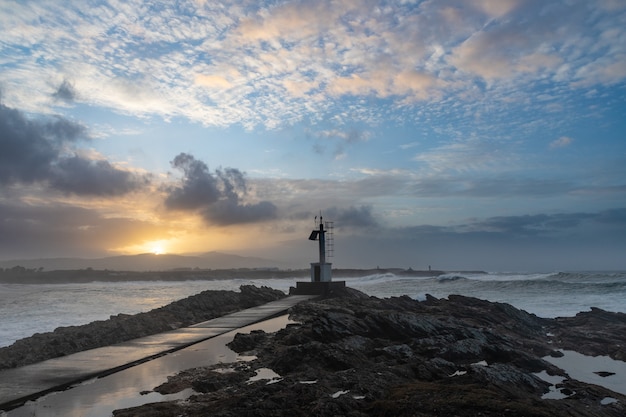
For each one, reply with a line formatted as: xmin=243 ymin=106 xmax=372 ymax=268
xmin=327 ymin=70 xmax=438 ymax=101
xmin=195 ymin=74 xmax=233 ymax=89
xmin=392 ymin=71 xmax=438 ymax=100
xmin=469 ymin=0 xmax=520 ymax=19
xmin=236 ymin=1 xmax=331 ymax=43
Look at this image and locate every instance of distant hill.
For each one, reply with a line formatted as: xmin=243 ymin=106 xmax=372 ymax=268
xmin=0 ymin=252 xmax=285 ymax=272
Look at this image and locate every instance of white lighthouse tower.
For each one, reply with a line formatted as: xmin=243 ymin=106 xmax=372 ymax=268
xmin=291 ymin=215 xmax=345 ymax=296
xmin=308 ymin=215 xmax=332 ymax=282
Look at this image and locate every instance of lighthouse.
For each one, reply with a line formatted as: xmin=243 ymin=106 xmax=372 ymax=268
xmin=291 ymin=215 xmax=345 ymax=296
xmin=308 ymin=216 xmax=332 ymax=282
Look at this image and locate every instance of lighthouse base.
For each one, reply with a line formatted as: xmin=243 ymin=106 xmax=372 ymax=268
xmin=290 ymin=281 xmax=346 ymax=296
xmin=310 ymin=262 xmax=332 ymax=282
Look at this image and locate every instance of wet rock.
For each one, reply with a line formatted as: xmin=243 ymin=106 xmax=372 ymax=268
xmin=114 ymin=292 xmax=626 ymax=416
xmin=548 ymin=308 xmax=626 ymax=361
xmin=228 ymin=329 xmax=268 ymax=352
xmin=0 ymin=285 xmax=285 ymax=369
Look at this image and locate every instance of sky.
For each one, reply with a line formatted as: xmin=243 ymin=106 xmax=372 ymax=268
xmin=1 ymin=0 xmax=625 ymax=271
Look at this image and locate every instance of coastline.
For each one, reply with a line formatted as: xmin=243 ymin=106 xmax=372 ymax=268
xmin=0 ymin=267 xmax=456 ymax=284
xmin=2 ymin=286 xmax=626 ymax=416
xmin=0 ymin=285 xmax=286 ymax=370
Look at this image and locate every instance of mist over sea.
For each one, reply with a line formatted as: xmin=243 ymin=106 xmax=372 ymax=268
xmin=1 ymin=271 xmax=625 ymax=348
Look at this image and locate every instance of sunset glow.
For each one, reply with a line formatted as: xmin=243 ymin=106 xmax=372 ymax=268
xmin=149 ymin=243 xmax=166 ymax=256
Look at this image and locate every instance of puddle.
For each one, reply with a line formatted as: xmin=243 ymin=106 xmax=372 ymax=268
xmin=534 ymin=370 xmax=570 ymax=400
xmin=331 ymin=390 xmax=350 ymax=399
xmin=247 ymin=368 xmax=282 ymax=384
xmin=601 ymin=397 xmax=618 ymax=405
xmin=543 ymin=350 xmax=626 ymax=396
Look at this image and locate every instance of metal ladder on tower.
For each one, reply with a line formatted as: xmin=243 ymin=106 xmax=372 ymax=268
xmin=325 ymin=221 xmax=334 ymax=259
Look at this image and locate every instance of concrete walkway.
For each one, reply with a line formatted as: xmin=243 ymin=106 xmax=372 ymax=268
xmin=0 ymin=295 xmax=315 ymax=411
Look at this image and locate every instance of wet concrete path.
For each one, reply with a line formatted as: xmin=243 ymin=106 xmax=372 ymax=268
xmin=0 ymin=295 xmax=315 ymax=411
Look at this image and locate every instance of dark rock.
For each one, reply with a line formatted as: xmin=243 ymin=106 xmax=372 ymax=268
xmin=228 ymin=329 xmax=268 ymax=352
xmin=114 ymin=292 xmax=626 ymax=417
xmin=0 ymin=285 xmax=285 ymax=370
xmin=595 ymin=371 xmax=616 ymax=377
xmin=548 ymin=308 xmax=626 ymax=361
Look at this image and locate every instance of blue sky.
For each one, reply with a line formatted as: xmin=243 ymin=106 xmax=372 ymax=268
xmin=1 ymin=0 xmax=625 ymax=271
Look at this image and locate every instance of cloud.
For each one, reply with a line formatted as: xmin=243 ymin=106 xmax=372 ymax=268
xmin=342 ymin=208 xmax=626 ymax=269
xmin=323 ymin=205 xmax=379 ymax=229
xmin=413 ymin=139 xmax=507 ymax=174
xmin=164 ymin=153 xmax=221 ymax=210
xmin=317 ymin=128 xmax=369 ymax=144
xmin=234 ymin=1 xmax=333 ymax=43
xmin=50 ymin=156 xmax=148 ymax=196
xmin=2 ymin=1 xmax=625 ymax=130
xmin=165 ymin=153 xmax=277 ymax=225
xmin=468 ymin=0 xmax=521 ymax=19
xmin=594 ymin=207 xmax=626 ymax=225
xmin=195 ymin=74 xmax=233 ymax=89
xmin=550 ymin=136 xmax=573 ymax=149
xmin=52 ymin=79 xmax=77 ymax=102
xmin=457 ymin=212 xmax=593 ymax=236
xmin=264 ymin=206 xmax=625 ymax=270
xmin=449 ymin=28 xmax=562 ymax=81
xmin=0 ymin=201 xmax=168 ymax=259
xmin=411 ymin=176 xmax=576 ymax=198
xmin=0 ymin=104 xmax=146 ymax=196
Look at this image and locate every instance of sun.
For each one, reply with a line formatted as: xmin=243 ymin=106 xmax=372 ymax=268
xmin=151 ymin=245 xmax=165 ymax=255
xmin=146 ymin=240 xmax=168 ymax=255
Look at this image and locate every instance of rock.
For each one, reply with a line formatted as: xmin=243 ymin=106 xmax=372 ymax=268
xmin=228 ymin=329 xmax=268 ymax=353
xmin=114 ymin=292 xmax=626 ymax=416
xmin=0 ymin=285 xmax=285 ymax=370
xmin=548 ymin=308 xmax=626 ymax=360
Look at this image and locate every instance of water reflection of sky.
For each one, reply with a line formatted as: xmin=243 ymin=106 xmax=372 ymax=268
xmin=544 ymin=350 xmax=626 ymax=396
xmin=6 ymin=315 xmax=292 ymax=417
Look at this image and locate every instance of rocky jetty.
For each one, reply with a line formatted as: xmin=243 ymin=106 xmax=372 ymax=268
xmin=0 ymin=285 xmax=285 ymax=370
xmin=114 ymin=291 xmax=626 ymax=417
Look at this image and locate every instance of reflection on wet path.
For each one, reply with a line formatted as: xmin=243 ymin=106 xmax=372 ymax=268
xmin=4 ymin=315 xmax=292 ymax=417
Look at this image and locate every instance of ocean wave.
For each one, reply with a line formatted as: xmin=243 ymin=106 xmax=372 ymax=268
xmin=548 ymin=271 xmax=626 ymax=283
xmin=343 ymin=273 xmax=404 ymax=285
xmin=436 ymin=275 xmax=469 ymax=282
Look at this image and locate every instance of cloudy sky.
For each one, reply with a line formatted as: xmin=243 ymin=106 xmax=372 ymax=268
xmin=1 ymin=0 xmax=625 ymax=271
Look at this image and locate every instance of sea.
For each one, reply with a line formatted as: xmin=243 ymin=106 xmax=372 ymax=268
xmin=1 ymin=270 xmax=625 ymax=348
